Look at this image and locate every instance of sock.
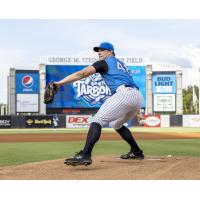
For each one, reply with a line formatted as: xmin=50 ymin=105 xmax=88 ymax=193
xmin=82 ymin=122 xmax=102 ymax=156
xmin=115 ymin=125 xmax=141 ymax=152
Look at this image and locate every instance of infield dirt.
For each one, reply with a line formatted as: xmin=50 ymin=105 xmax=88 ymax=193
xmin=0 ymin=132 xmax=200 ymax=142
xmin=0 ymin=131 xmax=200 ymax=180
xmin=0 ymin=156 xmax=200 ymax=180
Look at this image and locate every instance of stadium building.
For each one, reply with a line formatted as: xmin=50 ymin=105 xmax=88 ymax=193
xmin=3 ymin=56 xmax=191 ymax=128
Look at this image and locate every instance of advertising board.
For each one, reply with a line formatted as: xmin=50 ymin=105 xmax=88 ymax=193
xmin=144 ymin=115 xmax=161 ymax=127
xmin=17 ymin=94 xmax=39 ymax=112
xmin=152 ymin=73 xmax=176 ymax=94
xmin=160 ymin=115 xmax=170 ymax=127
xmin=25 ymin=116 xmax=53 ymax=128
xmin=183 ymin=115 xmax=200 ymax=127
xmin=0 ymin=116 xmax=11 ymax=128
xmin=46 ymin=65 xmax=146 ymax=109
xmin=153 ymin=94 xmax=176 ymax=112
xmin=66 ymin=115 xmax=92 ymax=128
xmin=16 ymin=72 xmax=39 ymax=94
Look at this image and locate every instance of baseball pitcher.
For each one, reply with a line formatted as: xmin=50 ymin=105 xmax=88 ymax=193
xmin=53 ymin=42 xmax=144 ymax=166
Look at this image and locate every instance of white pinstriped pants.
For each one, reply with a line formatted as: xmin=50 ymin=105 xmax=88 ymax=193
xmin=92 ymin=85 xmax=143 ymax=129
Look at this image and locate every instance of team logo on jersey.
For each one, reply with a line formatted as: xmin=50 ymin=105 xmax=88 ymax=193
xmin=22 ymin=75 xmax=34 ymax=88
xmin=73 ymin=74 xmax=111 ymax=105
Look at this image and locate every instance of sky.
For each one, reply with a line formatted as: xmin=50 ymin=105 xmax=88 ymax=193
xmin=1 ymin=19 xmax=200 ymax=103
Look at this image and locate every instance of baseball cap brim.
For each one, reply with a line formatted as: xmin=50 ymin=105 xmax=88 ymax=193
xmin=94 ymin=47 xmax=115 ymax=52
xmin=93 ymin=47 xmax=115 ymax=56
xmin=93 ymin=47 xmax=103 ymax=52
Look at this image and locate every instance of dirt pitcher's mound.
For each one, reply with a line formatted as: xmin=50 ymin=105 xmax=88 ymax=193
xmin=0 ymin=156 xmax=200 ymax=180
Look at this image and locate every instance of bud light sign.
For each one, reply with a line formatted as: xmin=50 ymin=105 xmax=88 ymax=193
xmin=16 ymin=72 xmax=39 ymax=93
xmin=152 ymin=73 xmax=176 ymax=94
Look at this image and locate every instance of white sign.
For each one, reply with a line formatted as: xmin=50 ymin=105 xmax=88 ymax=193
xmin=160 ymin=115 xmax=170 ymax=127
xmin=66 ymin=115 xmax=92 ymax=128
xmin=17 ymin=94 xmax=39 ymax=112
xmin=145 ymin=115 xmax=161 ymax=127
xmin=183 ymin=115 xmax=200 ymax=127
xmin=155 ymin=86 xmax=173 ymax=93
xmin=40 ymin=56 xmax=145 ymax=65
xmin=154 ymin=94 xmax=175 ymax=112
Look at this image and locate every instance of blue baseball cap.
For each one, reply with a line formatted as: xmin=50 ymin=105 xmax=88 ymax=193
xmin=93 ymin=42 xmax=115 ymax=53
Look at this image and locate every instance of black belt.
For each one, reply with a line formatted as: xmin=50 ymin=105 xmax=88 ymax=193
xmin=125 ymin=84 xmax=139 ymax=90
xmin=112 ymin=84 xmax=139 ymax=95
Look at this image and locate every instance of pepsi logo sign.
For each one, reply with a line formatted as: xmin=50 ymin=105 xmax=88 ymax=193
xmin=22 ymin=75 xmax=34 ymax=88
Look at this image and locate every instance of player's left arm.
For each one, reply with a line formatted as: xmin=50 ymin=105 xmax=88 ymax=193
xmin=54 ymin=66 xmax=96 ymax=86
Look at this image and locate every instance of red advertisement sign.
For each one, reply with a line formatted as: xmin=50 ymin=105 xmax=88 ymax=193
xmin=66 ymin=115 xmax=92 ymax=128
xmin=144 ymin=115 xmax=161 ymax=127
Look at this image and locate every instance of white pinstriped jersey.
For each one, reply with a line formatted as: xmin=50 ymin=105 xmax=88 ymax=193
xmin=92 ymin=56 xmax=143 ymax=129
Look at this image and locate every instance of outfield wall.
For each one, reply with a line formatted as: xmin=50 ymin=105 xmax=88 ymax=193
xmin=1 ymin=114 xmax=200 ymax=128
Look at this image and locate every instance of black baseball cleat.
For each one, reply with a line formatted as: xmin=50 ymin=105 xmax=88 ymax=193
xmin=120 ymin=150 xmax=145 ymax=160
xmin=64 ymin=151 xmax=92 ymax=166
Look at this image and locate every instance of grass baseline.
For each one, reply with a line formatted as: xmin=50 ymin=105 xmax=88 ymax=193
xmin=0 ymin=139 xmax=200 ymax=167
xmin=0 ymin=127 xmax=200 ymax=134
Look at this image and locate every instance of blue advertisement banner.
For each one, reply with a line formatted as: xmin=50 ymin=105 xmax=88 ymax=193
xmin=46 ymin=65 xmax=146 ymax=108
xmin=152 ymin=73 xmax=176 ymax=94
xmin=128 ymin=66 xmax=146 ymax=108
xmin=16 ymin=72 xmax=39 ymax=94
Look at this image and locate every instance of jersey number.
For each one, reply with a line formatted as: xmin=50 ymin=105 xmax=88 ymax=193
xmin=117 ymin=62 xmax=130 ymax=74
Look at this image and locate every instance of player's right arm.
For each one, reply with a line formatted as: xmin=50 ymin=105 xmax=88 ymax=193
xmin=54 ymin=66 xmax=96 ymax=86
xmin=54 ymin=60 xmax=108 ymax=87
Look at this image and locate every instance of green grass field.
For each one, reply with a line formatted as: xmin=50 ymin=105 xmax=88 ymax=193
xmin=0 ymin=127 xmax=200 ymax=134
xmin=0 ymin=139 xmax=200 ymax=167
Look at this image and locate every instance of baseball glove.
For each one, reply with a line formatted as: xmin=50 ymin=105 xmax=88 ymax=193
xmin=44 ymin=81 xmax=58 ymax=104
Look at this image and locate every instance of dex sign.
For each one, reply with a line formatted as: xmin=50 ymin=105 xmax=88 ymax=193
xmin=66 ymin=115 xmax=92 ymax=128
xmin=68 ymin=116 xmax=89 ymax=123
